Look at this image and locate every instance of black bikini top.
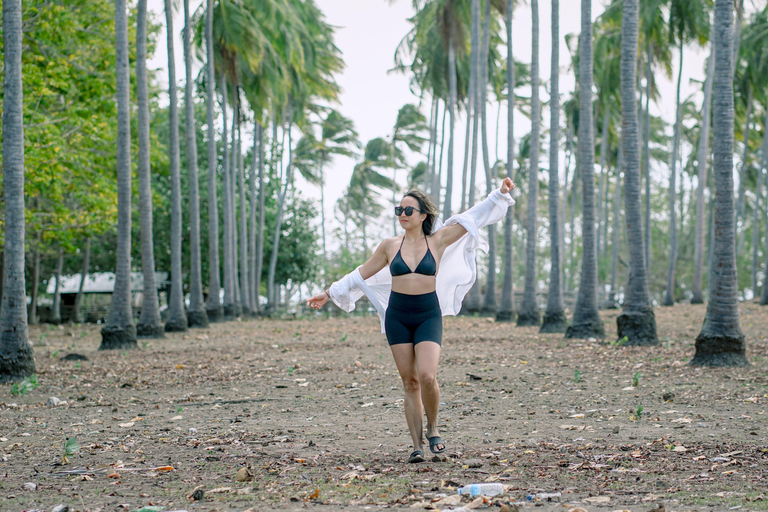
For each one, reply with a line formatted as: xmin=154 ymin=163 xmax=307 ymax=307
xmin=390 ymin=235 xmax=437 ymax=277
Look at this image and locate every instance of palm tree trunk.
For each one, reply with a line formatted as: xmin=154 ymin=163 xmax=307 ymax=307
xmin=541 ymin=0 xmax=566 ymax=333
xmin=480 ymin=0 xmax=496 ymax=315
xmin=692 ymin=48 xmax=715 ymax=304
xmin=221 ymin=77 xmax=235 ymax=319
xmin=0 ymin=252 xmax=4 ymax=309
xmin=204 ymin=0 xmax=222 ymax=322
xmin=249 ymin=125 xmax=259 ymax=311
xmin=642 ymin=43 xmax=652 ymax=266
xmin=565 ymin=0 xmax=605 ymax=339
xmin=663 ymin=40 xmax=685 ymax=307
xmin=497 ymin=0 xmax=516 ymax=322
xmin=596 ymin=107 xmax=610 ymax=258
xmin=73 ymin=239 xmax=90 ymax=323
xmin=608 ymin=156 xmax=622 ymax=307
xmin=183 ymin=0 xmax=207 ymax=328
xmin=430 ymin=100 xmax=441 ymax=197
xmin=518 ymin=0 xmax=541 ymax=326
xmin=164 ymin=0 xmax=188 ymax=332
xmin=268 ymin=106 xmax=294 ymax=313
xmin=460 ymin=66 xmax=474 ymax=213
xmin=568 ymin=140 xmax=579 ymax=292
xmin=255 ymin=122 xmax=267 ymax=314
xmin=238 ymin=117 xmax=251 ymax=315
xmin=691 ymin=0 xmax=747 ymax=366
xmin=0 ymin=0 xmax=35 ymax=380
xmin=616 ymin=0 xmax=658 ymax=346
xmin=444 ymin=36 xmax=457 ymax=219
xmin=231 ymin=96 xmax=242 ymax=317
xmin=736 ymin=86 xmax=752 ymax=253
xmin=426 ymin=97 xmax=437 ymax=192
xmin=136 ymin=0 xmax=164 ymax=338
xmin=435 ymin=100 xmax=447 ymax=207
xmin=754 ymin=110 xmax=768 ymax=297
xmin=51 ymin=248 xmax=64 ymax=324
xmin=101 ymin=0 xmax=137 ymax=349
xmin=29 ymin=248 xmax=40 ymax=325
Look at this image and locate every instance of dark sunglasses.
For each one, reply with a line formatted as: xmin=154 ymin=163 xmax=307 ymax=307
xmin=395 ymin=206 xmax=422 ymax=216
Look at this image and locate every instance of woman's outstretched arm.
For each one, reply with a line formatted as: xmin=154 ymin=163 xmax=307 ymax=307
xmin=306 ymin=239 xmax=391 ymax=310
xmin=434 ymin=177 xmax=516 ymax=251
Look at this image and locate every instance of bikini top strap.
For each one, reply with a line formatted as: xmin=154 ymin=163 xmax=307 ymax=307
xmin=424 ymin=234 xmax=430 ymax=251
xmin=398 ymin=235 xmax=406 ymax=251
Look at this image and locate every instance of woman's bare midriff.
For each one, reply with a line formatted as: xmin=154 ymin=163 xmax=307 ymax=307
xmin=391 ymin=274 xmax=437 ymax=295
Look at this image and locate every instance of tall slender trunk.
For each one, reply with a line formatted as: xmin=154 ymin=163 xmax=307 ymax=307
xmin=136 ymin=0 xmax=164 ymax=338
xmin=164 ymin=0 xmax=188 ymax=332
xmin=0 ymin=0 xmax=35 ymax=379
xmin=691 ymin=0 xmax=747 ymax=367
xmin=541 ymin=0 xmax=566 ymax=332
xmin=663 ymin=40 xmax=685 ymax=306
xmin=254 ymin=122 xmax=267 ymax=313
xmin=231 ymin=94 xmax=242 ymax=316
xmin=51 ymin=249 xmax=64 ymax=324
xmin=204 ymin=0 xmax=222 ymax=322
xmin=430 ymin=100 xmax=441 ymax=198
xmin=616 ymin=0 xmax=658 ymax=345
xmin=426 ymin=98 xmax=437 ymax=192
xmin=435 ymin=100 xmax=447 ymax=208
xmin=0 ymin=252 xmax=4 ymax=309
xmin=608 ymin=156 xmax=622 ymax=306
xmin=754 ymin=110 xmax=768 ymax=297
xmin=444 ymin=37 xmax=457 ymax=219
xmin=518 ymin=0 xmax=540 ymax=326
xmin=480 ymin=0 xmax=496 ymax=315
xmin=736 ymin=86 xmax=753 ymax=253
xmin=320 ymin=158 xmax=327 ymax=259
xmin=238 ymin=115 xmax=251 ymax=314
xmin=642 ymin=43 xmax=652 ymax=269
xmin=249 ymin=125 xmax=259 ymax=310
xmin=268 ymin=106 xmax=294 ymax=313
xmin=692 ymin=47 xmax=715 ymax=304
xmin=221 ymin=77 xmax=235 ymax=318
xmin=101 ymin=0 xmax=137 ymax=349
xmin=463 ymin=0 xmax=483 ymax=314
xmin=565 ymin=0 xmax=605 ymax=339
xmin=460 ymin=68 xmax=474 ymax=213
xmin=497 ymin=0 xmax=516 ymax=322
xmin=596 ymin=107 xmax=610 ymax=257
xmin=73 ymin=239 xmax=91 ymax=323
xmin=183 ymin=0 xmax=207 ymax=328
xmin=29 ymin=248 xmax=40 ymax=325
xmin=568 ymin=138 xmax=579 ymax=292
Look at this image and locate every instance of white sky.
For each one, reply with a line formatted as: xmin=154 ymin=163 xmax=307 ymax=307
xmin=147 ymin=0 xmax=713 ymax=245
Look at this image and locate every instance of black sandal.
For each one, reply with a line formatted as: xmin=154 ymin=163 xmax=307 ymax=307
xmin=408 ymin=450 xmax=425 ymax=463
xmin=428 ymin=436 xmax=446 ymax=454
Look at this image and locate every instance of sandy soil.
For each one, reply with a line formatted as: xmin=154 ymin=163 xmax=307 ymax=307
xmin=2 ymin=303 xmax=768 ymax=512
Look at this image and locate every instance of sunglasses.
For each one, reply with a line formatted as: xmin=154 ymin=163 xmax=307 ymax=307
xmin=395 ymin=206 xmax=422 ymax=216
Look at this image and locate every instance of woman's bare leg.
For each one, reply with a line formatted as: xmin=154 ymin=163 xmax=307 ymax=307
xmin=390 ymin=343 xmax=424 ymax=452
xmin=415 ymin=341 xmax=443 ymax=451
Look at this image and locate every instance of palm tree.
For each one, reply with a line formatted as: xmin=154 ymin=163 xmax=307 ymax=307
xmin=72 ymin=238 xmax=91 ymax=323
xmin=237 ymin=106 xmax=252 ymax=315
xmin=517 ymin=0 xmax=541 ymax=326
xmin=184 ymin=0 xmax=208 ymax=328
xmin=692 ymin=52 xmax=715 ymax=304
xmin=616 ymin=0 xmax=658 ymax=346
xmin=100 ymin=0 xmax=137 ymax=349
xmin=540 ymin=0 xmax=567 ymax=333
xmin=135 ymin=0 xmax=164 ymax=338
xmin=497 ymin=0 xmax=515 ymax=322
xmin=565 ymin=0 xmax=605 ymax=340
xmin=164 ymin=0 xmax=189 ymax=332
xmin=204 ymin=0 xmax=223 ymax=322
xmin=0 ymin=0 xmax=36 ymax=379
xmin=690 ymin=0 xmax=747 ymax=367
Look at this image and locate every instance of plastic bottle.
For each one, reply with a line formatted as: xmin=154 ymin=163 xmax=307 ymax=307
xmin=456 ymin=483 xmax=504 ymax=497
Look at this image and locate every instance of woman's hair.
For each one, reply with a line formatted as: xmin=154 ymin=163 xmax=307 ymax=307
xmin=403 ymin=189 xmax=438 ymax=236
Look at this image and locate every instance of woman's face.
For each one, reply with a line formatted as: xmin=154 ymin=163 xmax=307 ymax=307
xmin=398 ymin=196 xmax=426 ymax=229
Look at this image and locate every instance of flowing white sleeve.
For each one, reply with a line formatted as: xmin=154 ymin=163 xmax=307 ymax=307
xmin=328 ymin=266 xmax=391 ymax=333
xmin=435 ymin=189 xmax=515 ymax=315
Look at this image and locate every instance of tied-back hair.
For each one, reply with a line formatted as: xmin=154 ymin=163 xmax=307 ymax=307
xmin=403 ymin=189 xmax=438 ymax=236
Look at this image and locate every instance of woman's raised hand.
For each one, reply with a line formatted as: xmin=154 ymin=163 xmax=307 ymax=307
xmin=500 ymin=177 xmax=515 ymax=194
xmin=306 ymin=291 xmax=330 ymax=310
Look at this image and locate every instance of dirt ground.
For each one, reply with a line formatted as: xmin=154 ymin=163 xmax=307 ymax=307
xmin=2 ymin=303 xmax=768 ymax=512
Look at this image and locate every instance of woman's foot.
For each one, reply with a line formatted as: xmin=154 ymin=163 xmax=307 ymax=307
xmin=426 ymin=426 xmax=445 ymax=453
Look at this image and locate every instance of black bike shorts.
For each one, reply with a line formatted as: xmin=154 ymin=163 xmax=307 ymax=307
xmin=385 ymin=291 xmax=442 ymax=346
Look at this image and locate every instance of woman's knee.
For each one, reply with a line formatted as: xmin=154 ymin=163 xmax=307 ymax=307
xmin=401 ymin=375 xmax=420 ymax=393
xmin=418 ymin=371 xmax=437 ymax=389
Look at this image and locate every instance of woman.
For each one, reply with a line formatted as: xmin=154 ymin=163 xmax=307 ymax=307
xmin=307 ymin=177 xmax=516 ymax=463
